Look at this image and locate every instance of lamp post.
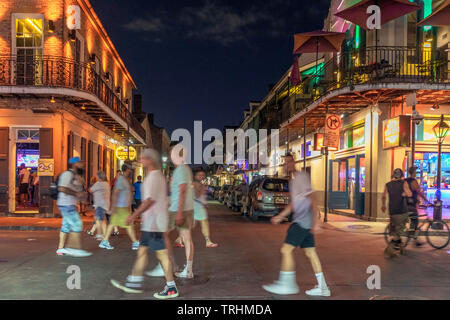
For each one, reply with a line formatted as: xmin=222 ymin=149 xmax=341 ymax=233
xmin=432 ymin=114 xmax=449 ymax=223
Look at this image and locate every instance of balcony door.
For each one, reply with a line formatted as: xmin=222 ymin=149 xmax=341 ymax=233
xmin=12 ymin=14 xmax=44 ymax=85
xmin=73 ymin=32 xmax=85 ymax=89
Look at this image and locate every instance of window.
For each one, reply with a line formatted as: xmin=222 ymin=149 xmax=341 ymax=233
xmin=17 ymin=129 xmax=40 ymax=141
xmin=340 ymin=125 xmax=365 ymax=149
xmin=14 ymin=16 xmax=43 ymax=85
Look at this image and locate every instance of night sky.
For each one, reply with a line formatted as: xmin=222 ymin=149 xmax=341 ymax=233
xmin=91 ymin=0 xmax=330 ymax=135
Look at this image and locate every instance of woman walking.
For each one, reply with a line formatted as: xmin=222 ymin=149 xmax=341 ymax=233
xmin=89 ymin=171 xmax=110 ymax=240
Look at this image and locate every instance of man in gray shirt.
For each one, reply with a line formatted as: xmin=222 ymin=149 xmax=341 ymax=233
xmin=262 ymin=153 xmax=330 ymax=297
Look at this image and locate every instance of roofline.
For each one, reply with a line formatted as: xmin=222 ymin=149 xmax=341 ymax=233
xmin=79 ymin=0 xmax=137 ymax=89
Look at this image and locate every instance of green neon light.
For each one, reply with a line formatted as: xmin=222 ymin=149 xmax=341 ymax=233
xmin=355 ymin=25 xmax=360 ymax=49
xmin=421 ymin=0 xmax=432 ymax=31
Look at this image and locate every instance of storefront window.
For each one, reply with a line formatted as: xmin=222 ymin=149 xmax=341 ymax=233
xmin=417 ymin=118 xmax=450 ymax=143
xmin=340 ymin=125 xmax=365 ymax=149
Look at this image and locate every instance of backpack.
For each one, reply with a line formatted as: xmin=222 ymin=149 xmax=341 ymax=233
xmin=50 ymin=171 xmax=74 ymax=200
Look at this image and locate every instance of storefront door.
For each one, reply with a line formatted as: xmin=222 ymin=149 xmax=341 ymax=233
xmin=0 ymin=128 xmax=8 ymax=213
xmin=329 ymin=159 xmax=349 ymax=209
xmin=354 ymin=155 xmax=366 ymax=215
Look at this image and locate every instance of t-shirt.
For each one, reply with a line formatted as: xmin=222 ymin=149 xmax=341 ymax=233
xmin=114 ymin=175 xmax=132 ymax=208
xmin=169 ymin=165 xmax=194 ymax=212
xmin=289 ymin=171 xmax=314 ymax=229
xmin=90 ymin=181 xmax=110 ymax=211
xmin=141 ymin=170 xmax=169 ymax=232
xmin=133 ymin=181 xmax=142 ymax=200
xmin=386 ymin=180 xmax=408 ymax=215
xmin=20 ymin=168 xmax=30 ymax=184
xmin=57 ymin=170 xmax=82 ymax=207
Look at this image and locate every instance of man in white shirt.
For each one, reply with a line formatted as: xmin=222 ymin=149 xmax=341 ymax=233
xmin=111 ymin=148 xmax=178 ymax=299
xmin=262 ymin=153 xmax=330 ymax=297
xmin=56 ymin=157 xmax=92 ymax=257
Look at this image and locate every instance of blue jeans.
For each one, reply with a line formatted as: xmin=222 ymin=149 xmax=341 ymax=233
xmin=58 ymin=205 xmax=83 ymax=233
xmin=95 ymin=207 xmax=107 ymax=221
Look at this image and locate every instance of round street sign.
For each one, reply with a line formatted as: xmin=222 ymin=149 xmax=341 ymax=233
xmin=326 ymin=114 xmax=341 ymax=130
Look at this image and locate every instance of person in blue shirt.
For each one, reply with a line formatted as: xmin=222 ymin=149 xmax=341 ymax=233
xmin=133 ymin=176 xmax=143 ymax=210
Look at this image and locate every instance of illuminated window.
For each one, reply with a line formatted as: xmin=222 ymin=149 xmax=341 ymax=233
xmin=419 ymin=118 xmax=450 ymax=143
xmin=15 ymin=17 xmax=43 ymax=85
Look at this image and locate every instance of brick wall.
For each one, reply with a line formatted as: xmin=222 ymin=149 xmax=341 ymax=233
xmin=0 ymin=0 xmax=135 ymax=107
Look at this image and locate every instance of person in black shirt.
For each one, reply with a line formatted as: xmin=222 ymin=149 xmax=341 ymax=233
xmin=381 ymin=168 xmax=413 ymax=257
xmin=405 ymin=167 xmax=428 ymax=246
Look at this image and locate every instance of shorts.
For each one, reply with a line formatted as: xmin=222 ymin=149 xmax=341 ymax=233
xmin=110 ymin=207 xmax=131 ymax=228
xmin=140 ymin=231 xmax=165 ymax=251
xmin=168 ymin=210 xmax=194 ymax=231
xmin=285 ymin=223 xmax=315 ymax=248
xmin=389 ymin=213 xmax=409 ymax=239
xmin=19 ymin=183 xmax=29 ymax=194
xmin=194 ymin=202 xmax=208 ymax=221
xmin=58 ymin=205 xmax=83 ymax=234
xmin=95 ymin=207 xmax=107 ymax=221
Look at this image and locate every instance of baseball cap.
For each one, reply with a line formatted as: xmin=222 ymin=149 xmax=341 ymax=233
xmin=68 ymin=157 xmax=81 ymax=165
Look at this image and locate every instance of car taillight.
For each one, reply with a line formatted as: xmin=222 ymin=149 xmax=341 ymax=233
xmin=257 ymin=191 xmax=263 ymax=201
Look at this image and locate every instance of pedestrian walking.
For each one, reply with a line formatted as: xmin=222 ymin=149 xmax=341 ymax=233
xmin=56 ymin=157 xmax=92 ymax=257
xmin=133 ymin=176 xmax=143 ymax=210
xmin=381 ymin=168 xmax=413 ymax=257
xmin=89 ymin=171 xmax=110 ymax=240
xmin=99 ymin=162 xmax=139 ymax=250
xmin=18 ymin=163 xmax=30 ymax=206
xmin=111 ymin=148 xmax=178 ymax=299
xmin=262 ymin=153 xmax=330 ymax=297
xmin=175 ymin=169 xmax=218 ymax=248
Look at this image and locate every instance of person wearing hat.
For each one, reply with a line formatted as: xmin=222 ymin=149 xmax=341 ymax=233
xmin=381 ymin=168 xmax=413 ymax=257
xmin=100 ymin=161 xmax=139 ymax=250
xmin=56 ymin=157 xmax=92 ymax=257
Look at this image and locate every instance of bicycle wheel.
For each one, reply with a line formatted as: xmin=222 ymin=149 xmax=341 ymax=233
xmin=426 ymin=220 xmax=450 ymax=249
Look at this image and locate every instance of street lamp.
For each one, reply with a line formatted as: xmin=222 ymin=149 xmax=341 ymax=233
xmin=432 ymin=114 xmax=449 ymax=223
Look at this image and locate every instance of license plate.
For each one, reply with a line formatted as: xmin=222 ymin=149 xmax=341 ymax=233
xmin=275 ymin=197 xmax=284 ymax=204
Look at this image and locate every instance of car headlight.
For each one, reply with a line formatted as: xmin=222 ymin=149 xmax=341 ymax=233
xmin=263 ymin=195 xmax=274 ymax=203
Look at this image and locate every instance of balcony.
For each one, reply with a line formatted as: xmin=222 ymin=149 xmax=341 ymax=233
xmin=0 ymin=55 xmax=146 ymax=142
xmin=283 ymin=46 xmax=450 ymax=129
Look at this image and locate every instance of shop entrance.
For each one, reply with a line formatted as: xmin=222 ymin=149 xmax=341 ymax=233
xmin=329 ymin=155 xmax=366 ymax=215
xmin=15 ymin=129 xmax=40 ymax=213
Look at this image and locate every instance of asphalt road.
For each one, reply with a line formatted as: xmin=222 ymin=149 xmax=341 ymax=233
xmin=0 ymin=202 xmax=449 ymax=300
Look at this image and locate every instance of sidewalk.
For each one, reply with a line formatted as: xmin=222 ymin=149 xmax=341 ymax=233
xmin=0 ymin=216 xmax=94 ymax=230
xmin=324 ymin=213 xmax=388 ymax=235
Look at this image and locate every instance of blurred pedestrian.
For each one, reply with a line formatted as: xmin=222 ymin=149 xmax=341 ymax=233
xmin=263 ymin=153 xmax=330 ymax=297
xmin=111 ymin=148 xmax=178 ymax=298
xmin=133 ymin=175 xmax=143 ymax=210
xmin=406 ymin=167 xmax=429 ymax=246
xmin=56 ymin=157 xmax=92 ymax=257
xmin=382 ymin=168 xmax=413 ymax=257
xmin=18 ymin=163 xmax=30 ymax=205
xmin=89 ymin=171 xmax=110 ymax=240
xmin=100 ymin=162 xmax=139 ymax=250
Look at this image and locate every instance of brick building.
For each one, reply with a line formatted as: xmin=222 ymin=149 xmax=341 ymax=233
xmin=0 ymin=0 xmax=146 ymax=216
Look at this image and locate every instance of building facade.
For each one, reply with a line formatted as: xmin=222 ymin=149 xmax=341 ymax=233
xmin=241 ymin=0 xmax=450 ymax=221
xmin=0 ymin=0 xmax=146 ymax=216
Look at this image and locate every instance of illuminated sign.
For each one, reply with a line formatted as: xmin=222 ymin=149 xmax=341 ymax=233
xmin=38 ymin=159 xmax=54 ymax=176
xmin=314 ymin=133 xmax=338 ymax=151
xmin=116 ymin=146 xmax=137 ymax=161
xmin=66 ymin=5 xmax=81 ymax=30
xmin=382 ymin=116 xmax=411 ymax=149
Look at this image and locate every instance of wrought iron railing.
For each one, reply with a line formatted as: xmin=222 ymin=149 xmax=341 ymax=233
xmin=292 ymin=46 xmax=449 ymax=113
xmin=0 ymin=55 xmax=145 ymax=139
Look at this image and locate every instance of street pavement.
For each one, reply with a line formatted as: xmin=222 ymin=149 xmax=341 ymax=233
xmin=0 ymin=202 xmax=449 ymax=300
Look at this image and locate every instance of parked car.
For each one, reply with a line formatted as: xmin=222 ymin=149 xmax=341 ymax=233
xmin=217 ymin=185 xmax=231 ymax=203
xmin=224 ymin=183 xmax=241 ymax=209
xmin=229 ymin=182 xmax=249 ymax=212
xmin=207 ymin=186 xmax=219 ymax=200
xmin=244 ymin=177 xmax=290 ymax=221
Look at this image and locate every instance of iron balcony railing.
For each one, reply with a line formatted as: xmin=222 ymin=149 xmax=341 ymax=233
xmin=0 ymin=55 xmax=145 ymax=139
xmin=292 ymin=46 xmax=449 ymax=113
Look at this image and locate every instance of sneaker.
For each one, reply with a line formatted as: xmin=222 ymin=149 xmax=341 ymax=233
xmin=65 ymin=248 xmax=92 ymax=257
xmin=56 ymin=248 xmax=70 ymax=256
xmin=110 ymin=279 xmax=143 ymax=294
xmin=305 ymin=285 xmax=331 ymax=297
xmin=99 ymin=240 xmax=114 ymax=250
xmin=95 ymin=235 xmax=104 ymax=241
xmin=113 ymin=231 xmax=119 ymax=236
xmin=262 ymin=280 xmax=299 ymax=295
xmin=145 ymin=263 xmax=165 ymax=277
xmin=132 ymin=241 xmax=140 ymax=250
xmin=175 ymin=268 xmax=194 ymax=279
xmin=154 ymin=285 xmax=179 ymax=299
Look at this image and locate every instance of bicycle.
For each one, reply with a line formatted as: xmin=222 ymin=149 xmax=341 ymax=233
xmin=383 ymin=211 xmax=450 ymax=250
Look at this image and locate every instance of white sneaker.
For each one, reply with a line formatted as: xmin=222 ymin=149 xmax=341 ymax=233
xmin=175 ymin=268 xmax=194 ymax=279
xmin=56 ymin=248 xmax=70 ymax=256
xmin=145 ymin=263 xmax=165 ymax=277
xmin=65 ymin=248 xmax=92 ymax=257
xmin=132 ymin=241 xmax=140 ymax=250
xmin=305 ymin=285 xmax=331 ymax=297
xmin=262 ymin=280 xmax=299 ymax=295
xmin=99 ymin=240 xmax=114 ymax=250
